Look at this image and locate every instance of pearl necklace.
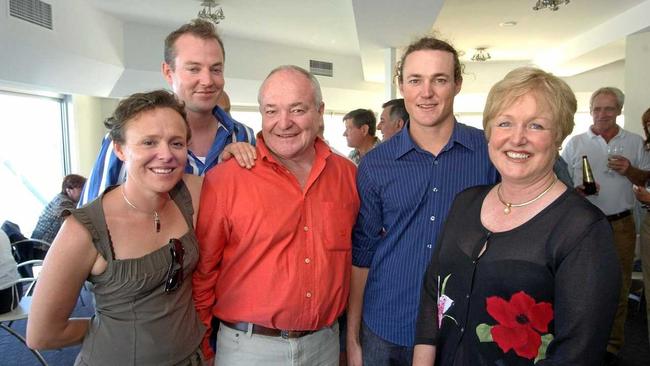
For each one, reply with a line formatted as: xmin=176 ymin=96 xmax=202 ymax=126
xmin=121 ymin=186 xmax=166 ymax=233
xmin=496 ymin=176 xmax=558 ymax=215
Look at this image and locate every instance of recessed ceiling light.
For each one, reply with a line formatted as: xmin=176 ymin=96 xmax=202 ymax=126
xmin=499 ymin=21 xmax=518 ymax=27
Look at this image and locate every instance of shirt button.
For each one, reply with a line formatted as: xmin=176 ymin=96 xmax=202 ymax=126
xmin=306 ymin=292 xmax=312 ymax=298
xmin=304 ymin=258 xmax=311 ymax=264
xmin=303 ymin=226 xmax=309 ymax=232
xmin=460 ymin=327 xmax=465 ymax=333
xmin=430 ymin=216 xmax=436 ymax=221
xmin=426 ymin=244 xmax=432 ymax=249
xmin=432 ymin=187 xmax=439 ymax=192
xmin=466 ymin=294 xmax=470 ymax=299
xmin=433 ymin=160 xmax=439 ymax=165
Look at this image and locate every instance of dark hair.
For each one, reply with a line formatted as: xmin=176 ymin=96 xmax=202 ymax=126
xmin=382 ymin=98 xmax=409 ymax=123
xmin=396 ymin=36 xmax=463 ymax=84
xmin=642 ymin=107 xmax=650 ymax=150
xmin=344 ymin=108 xmax=377 ymax=137
xmin=104 ymin=90 xmax=190 ymax=144
xmin=164 ymin=19 xmax=225 ymax=69
xmin=61 ymin=174 xmax=86 ymax=194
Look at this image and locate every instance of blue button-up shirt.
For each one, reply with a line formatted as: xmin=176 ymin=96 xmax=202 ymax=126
xmin=352 ymin=121 xmax=498 ymax=346
xmin=79 ymin=106 xmax=255 ymax=206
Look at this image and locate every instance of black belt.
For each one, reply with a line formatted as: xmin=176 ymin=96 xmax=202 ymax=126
xmin=607 ymin=210 xmax=631 ymax=222
xmin=221 ymin=321 xmax=317 ymax=339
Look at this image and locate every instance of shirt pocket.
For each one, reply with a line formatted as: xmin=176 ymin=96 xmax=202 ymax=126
xmin=321 ymin=202 xmax=356 ymax=251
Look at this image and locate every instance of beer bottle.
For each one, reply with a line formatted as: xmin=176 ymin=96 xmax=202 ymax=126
xmin=581 ymin=155 xmax=597 ymax=195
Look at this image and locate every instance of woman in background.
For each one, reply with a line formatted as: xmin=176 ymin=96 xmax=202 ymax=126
xmin=413 ymin=67 xmax=620 ymax=365
xmin=631 ymin=107 xmax=650 ymax=343
xmin=27 ymin=90 xmax=205 ymax=365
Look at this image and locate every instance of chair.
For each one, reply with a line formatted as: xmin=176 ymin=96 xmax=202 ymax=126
xmin=0 ymin=277 xmax=49 ymax=366
xmin=12 ymin=239 xmax=50 ymax=280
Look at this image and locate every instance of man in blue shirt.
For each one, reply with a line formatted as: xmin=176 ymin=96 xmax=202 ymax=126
xmin=80 ymin=19 xmax=256 ymax=205
xmin=346 ymin=37 xmax=499 ymax=366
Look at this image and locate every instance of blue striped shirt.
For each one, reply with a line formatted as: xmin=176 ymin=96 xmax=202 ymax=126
xmin=79 ymin=106 xmax=255 ymax=206
xmin=352 ymin=121 xmax=498 ymax=346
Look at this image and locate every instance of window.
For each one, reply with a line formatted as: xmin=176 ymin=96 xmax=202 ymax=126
xmin=0 ymin=90 xmax=69 ymax=236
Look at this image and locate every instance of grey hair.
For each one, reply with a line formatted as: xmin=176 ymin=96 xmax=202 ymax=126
xmin=590 ymin=87 xmax=625 ymax=111
xmin=257 ymin=65 xmax=323 ymax=107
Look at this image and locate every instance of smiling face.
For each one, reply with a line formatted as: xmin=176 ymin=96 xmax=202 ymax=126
xmin=488 ymin=93 xmax=557 ymax=186
xmin=590 ymin=92 xmax=621 ymax=134
xmin=259 ymin=69 xmax=323 ymax=163
xmin=162 ymin=34 xmax=225 ymax=116
xmin=115 ymin=107 xmax=188 ymax=194
xmin=398 ymin=50 xmax=461 ymax=131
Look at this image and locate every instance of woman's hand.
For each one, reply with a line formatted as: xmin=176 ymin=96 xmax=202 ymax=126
xmin=633 ymin=184 xmax=650 ymax=204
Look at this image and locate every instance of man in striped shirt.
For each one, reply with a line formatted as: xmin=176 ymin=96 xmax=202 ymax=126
xmin=347 ymin=36 xmax=498 ymax=366
xmin=79 ymin=19 xmax=255 ymax=205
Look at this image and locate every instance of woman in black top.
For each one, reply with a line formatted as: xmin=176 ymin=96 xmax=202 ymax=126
xmin=413 ymin=67 xmax=620 ymax=365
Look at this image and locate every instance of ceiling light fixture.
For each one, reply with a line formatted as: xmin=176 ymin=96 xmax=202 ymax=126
xmin=198 ymin=0 xmax=225 ymax=24
xmin=532 ymin=0 xmax=570 ymax=11
xmin=499 ymin=21 xmax=518 ymax=27
xmin=471 ymin=48 xmax=491 ymax=62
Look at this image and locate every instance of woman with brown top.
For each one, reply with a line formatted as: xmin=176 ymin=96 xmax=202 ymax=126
xmin=26 ymin=90 xmax=205 ymax=365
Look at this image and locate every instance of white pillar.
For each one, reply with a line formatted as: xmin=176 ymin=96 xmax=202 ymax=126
xmin=384 ymin=47 xmax=398 ymax=102
xmin=624 ymin=30 xmax=650 ymax=137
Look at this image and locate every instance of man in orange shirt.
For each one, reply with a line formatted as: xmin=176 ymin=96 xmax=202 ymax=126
xmin=193 ymin=65 xmax=360 ymax=365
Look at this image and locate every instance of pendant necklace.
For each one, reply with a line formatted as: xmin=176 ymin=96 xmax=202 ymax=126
xmin=121 ymin=185 xmax=165 ymax=232
xmin=496 ymin=176 xmax=558 ymax=215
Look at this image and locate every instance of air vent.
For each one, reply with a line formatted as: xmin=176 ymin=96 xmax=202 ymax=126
xmin=310 ymin=60 xmax=333 ymax=77
xmin=9 ymin=0 xmax=53 ymax=30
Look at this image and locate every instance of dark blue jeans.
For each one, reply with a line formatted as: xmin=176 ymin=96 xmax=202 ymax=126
xmin=361 ymin=322 xmax=413 ymax=366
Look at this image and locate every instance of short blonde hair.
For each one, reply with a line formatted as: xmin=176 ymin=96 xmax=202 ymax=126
xmin=483 ymin=67 xmax=576 ymax=147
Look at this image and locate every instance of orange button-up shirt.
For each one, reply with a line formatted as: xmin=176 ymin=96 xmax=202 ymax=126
xmin=193 ymin=136 xmax=359 ymax=357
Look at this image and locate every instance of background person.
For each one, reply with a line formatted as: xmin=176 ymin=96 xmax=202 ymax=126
xmin=630 ymin=107 xmax=650 ymax=346
xmin=413 ymin=67 xmax=620 ymax=365
xmin=378 ymin=98 xmax=407 ymax=140
xmin=343 ymin=108 xmax=380 ymax=164
xmin=31 ymin=174 xmax=86 ymax=244
xmin=561 ymin=87 xmax=650 ymax=363
xmin=0 ymin=229 xmax=21 ymax=314
xmin=27 ymin=90 xmax=205 ymax=365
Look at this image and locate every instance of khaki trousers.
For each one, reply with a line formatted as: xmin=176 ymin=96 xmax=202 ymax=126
xmin=607 ymin=215 xmax=636 ymax=354
xmin=215 ymin=322 xmax=339 ymax=366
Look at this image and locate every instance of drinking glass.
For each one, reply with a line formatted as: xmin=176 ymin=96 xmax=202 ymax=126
xmin=606 ymin=145 xmax=624 ymax=174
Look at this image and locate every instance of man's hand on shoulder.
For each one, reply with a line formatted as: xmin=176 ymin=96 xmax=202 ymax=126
xmin=220 ymin=142 xmax=257 ymax=169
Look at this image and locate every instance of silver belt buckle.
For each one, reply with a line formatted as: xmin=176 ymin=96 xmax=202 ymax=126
xmin=280 ymin=330 xmax=289 ymax=339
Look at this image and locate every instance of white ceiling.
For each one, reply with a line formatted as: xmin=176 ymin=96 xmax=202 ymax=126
xmin=89 ymin=0 xmax=650 ymax=80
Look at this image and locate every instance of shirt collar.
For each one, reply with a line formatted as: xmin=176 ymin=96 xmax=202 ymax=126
xmin=392 ymin=119 xmax=479 ymax=159
xmin=212 ymin=105 xmax=233 ymax=132
xmin=587 ymin=124 xmax=624 ymax=140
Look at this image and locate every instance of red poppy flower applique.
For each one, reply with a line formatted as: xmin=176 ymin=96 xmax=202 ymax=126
xmin=475 ymin=291 xmax=554 ymax=362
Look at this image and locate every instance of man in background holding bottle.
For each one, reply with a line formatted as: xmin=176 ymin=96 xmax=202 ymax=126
xmin=562 ymin=86 xmax=650 ymax=365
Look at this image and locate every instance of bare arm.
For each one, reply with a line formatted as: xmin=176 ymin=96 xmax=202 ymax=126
xmin=413 ymin=344 xmax=436 ymax=366
xmin=27 ymin=216 xmax=99 ymax=349
xmin=347 ymin=265 xmax=368 ymax=366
